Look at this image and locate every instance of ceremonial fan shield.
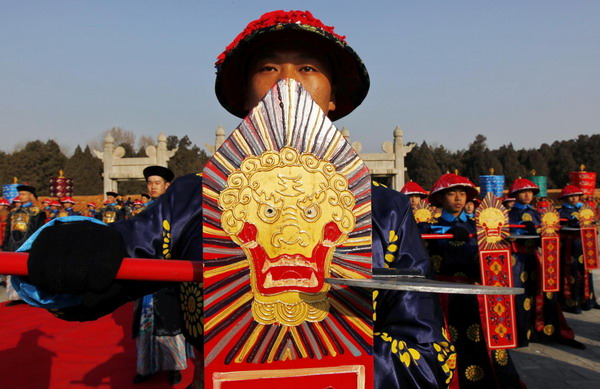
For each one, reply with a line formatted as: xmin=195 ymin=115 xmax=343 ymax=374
xmin=539 ymin=205 xmax=561 ymax=292
xmin=577 ymin=204 xmax=599 ymax=270
xmin=412 ymin=200 xmax=436 ymax=223
xmin=199 ymin=79 xmax=374 ymax=388
xmin=475 ymin=193 xmax=518 ymax=349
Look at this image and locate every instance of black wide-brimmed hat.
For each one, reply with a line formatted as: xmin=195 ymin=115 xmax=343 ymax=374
xmin=16 ymin=185 xmax=37 ymax=198
xmin=143 ymin=166 xmax=175 ymax=183
xmin=106 ymin=191 xmax=118 ymax=198
xmin=215 ymin=10 xmax=370 ymax=122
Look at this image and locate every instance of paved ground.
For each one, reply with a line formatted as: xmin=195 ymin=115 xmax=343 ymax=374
xmin=2 ymin=273 xmax=599 ymax=388
xmin=511 ymin=270 xmax=600 ymax=389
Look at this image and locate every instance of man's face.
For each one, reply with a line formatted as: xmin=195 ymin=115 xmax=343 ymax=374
xmin=441 ymin=189 xmax=467 ymax=216
xmin=141 ymin=197 xmax=149 ymax=204
xmin=245 ymin=44 xmax=336 ymax=115
xmin=516 ymin=190 xmax=534 ymax=205
xmin=18 ymin=191 xmax=32 ymax=203
xmin=63 ymin=202 xmax=72 ymax=209
xmin=566 ymin=195 xmax=580 ymax=206
xmin=464 ymin=201 xmax=475 ymax=214
xmin=408 ymin=195 xmax=422 ymax=208
xmin=107 ymin=195 xmax=116 ymax=203
xmin=146 ymin=176 xmax=170 ymax=199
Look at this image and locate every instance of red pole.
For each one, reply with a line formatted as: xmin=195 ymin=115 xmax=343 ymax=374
xmin=0 ymin=252 xmax=202 ymax=282
xmin=421 ymin=233 xmax=476 ymax=240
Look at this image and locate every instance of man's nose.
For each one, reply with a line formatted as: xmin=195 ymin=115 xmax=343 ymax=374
xmin=280 ymin=65 xmax=298 ymax=81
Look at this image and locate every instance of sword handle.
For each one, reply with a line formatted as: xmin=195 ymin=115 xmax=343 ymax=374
xmin=0 ymin=252 xmax=203 ymax=282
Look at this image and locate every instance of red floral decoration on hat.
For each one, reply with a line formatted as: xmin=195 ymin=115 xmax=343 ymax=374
xmin=428 ymin=173 xmax=478 ymax=206
xmin=508 ymin=178 xmax=539 ymax=196
xmin=559 ymin=184 xmax=584 ymax=199
xmin=216 ymin=10 xmax=346 ymax=68
xmin=400 ymin=181 xmax=428 ymax=197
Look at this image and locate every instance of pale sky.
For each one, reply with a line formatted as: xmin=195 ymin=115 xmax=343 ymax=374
xmin=1 ymin=1 xmax=598 ymax=155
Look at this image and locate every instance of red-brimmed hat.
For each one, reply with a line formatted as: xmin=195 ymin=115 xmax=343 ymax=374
xmin=50 ymin=200 xmax=60 ymax=206
xmin=215 ymin=10 xmax=369 ymax=121
xmin=0 ymin=198 xmax=10 ymax=206
xmin=508 ymin=178 xmax=539 ymax=196
xmin=41 ymin=199 xmax=51 ymax=204
xmin=428 ymin=173 xmax=478 ymax=207
xmin=559 ymin=184 xmax=584 ymax=199
xmin=12 ymin=197 xmax=22 ymax=203
xmin=400 ymin=181 xmax=428 ymax=198
xmin=501 ymin=197 xmax=516 ymax=203
xmin=87 ymin=202 xmax=97 ymax=208
xmin=133 ymin=199 xmax=143 ymax=205
xmin=60 ymin=196 xmax=75 ymax=204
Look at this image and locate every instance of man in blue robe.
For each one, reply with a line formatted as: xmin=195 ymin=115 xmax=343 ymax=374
xmin=14 ymin=10 xmax=457 ymax=388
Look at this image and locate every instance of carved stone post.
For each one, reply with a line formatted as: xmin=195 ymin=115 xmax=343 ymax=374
xmin=103 ymin=134 xmax=115 ymax=195
xmin=393 ymin=127 xmax=414 ymax=190
xmin=215 ymin=125 xmax=226 ymax=150
xmin=156 ymin=132 xmax=168 ymax=167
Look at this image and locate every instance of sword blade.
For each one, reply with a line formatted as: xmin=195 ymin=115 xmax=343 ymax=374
xmin=326 ymin=277 xmax=524 ymax=295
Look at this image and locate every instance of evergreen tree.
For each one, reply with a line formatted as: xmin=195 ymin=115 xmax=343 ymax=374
xmin=168 ymin=135 xmax=209 ymax=178
xmin=8 ymin=140 xmax=68 ymax=196
xmin=497 ymin=144 xmax=528 ymax=184
xmin=521 ymin=149 xmax=549 ymax=176
xmin=405 ymin=142 xmax=442 ymax=189
xmin=573 ymin=134 xmax=600 ymax=174
xmin=547 ymin=141 xmax=578 ymax=188
xmin=432 ymin=145 xmax=462 ymax=178
xmin=461 ymin=134 xmax=491 ymax=183
xmin=0 ymin=151 xmax=12 ymax=187
xmin=64 ymin=145 xmax=103 ymax=195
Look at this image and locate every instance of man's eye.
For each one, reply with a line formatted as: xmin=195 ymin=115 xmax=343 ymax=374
xmin=300 ymin=66 xmax=317 ymax=72
xmin=259 ymin=65 xmax=277 ymax=72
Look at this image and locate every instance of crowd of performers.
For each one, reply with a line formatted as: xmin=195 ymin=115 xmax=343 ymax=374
xmin=400 ymin=174 xmax=599 ymax=387
xmin=3 ymin=173 xmax=597 ymax=388
xmin=1 ymin=9 xmax=599 ymax=389
xmin=0 ymin=166 xmax=191 ymax=385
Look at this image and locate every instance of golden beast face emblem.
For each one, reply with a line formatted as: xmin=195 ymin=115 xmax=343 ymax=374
xmin=478 ymin=207 xmax=505 ymax=244
xmin=219 ymin=147 xmax=356 ymax=325
xmin=541 ymin=211 xmax=560 ymax=234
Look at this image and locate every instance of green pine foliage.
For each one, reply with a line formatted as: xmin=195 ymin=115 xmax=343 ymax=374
xmin=405 ymin=134 xmax=600 ymax=189
xmin=1 ymin=133 xmax=598 ymax=195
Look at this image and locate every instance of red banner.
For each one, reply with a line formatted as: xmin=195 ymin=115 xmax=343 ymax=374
xmin=581 ymin=226 xmax=599 ymax=270
xmin=478 ymin=249 xmax=518 ymax=349
xmin=540 ymin=237 xmax=560 ymax=292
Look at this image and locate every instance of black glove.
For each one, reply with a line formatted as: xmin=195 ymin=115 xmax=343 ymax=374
xmin=448 ymin=226 xmax=470 ymax=242
xmin=28 ymin=221 xmax=126 ymax=295
xmin=567 ymin=218 xmax=579 ymax=228
xmin=522 ymin=221 xmax=537 ymax=234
